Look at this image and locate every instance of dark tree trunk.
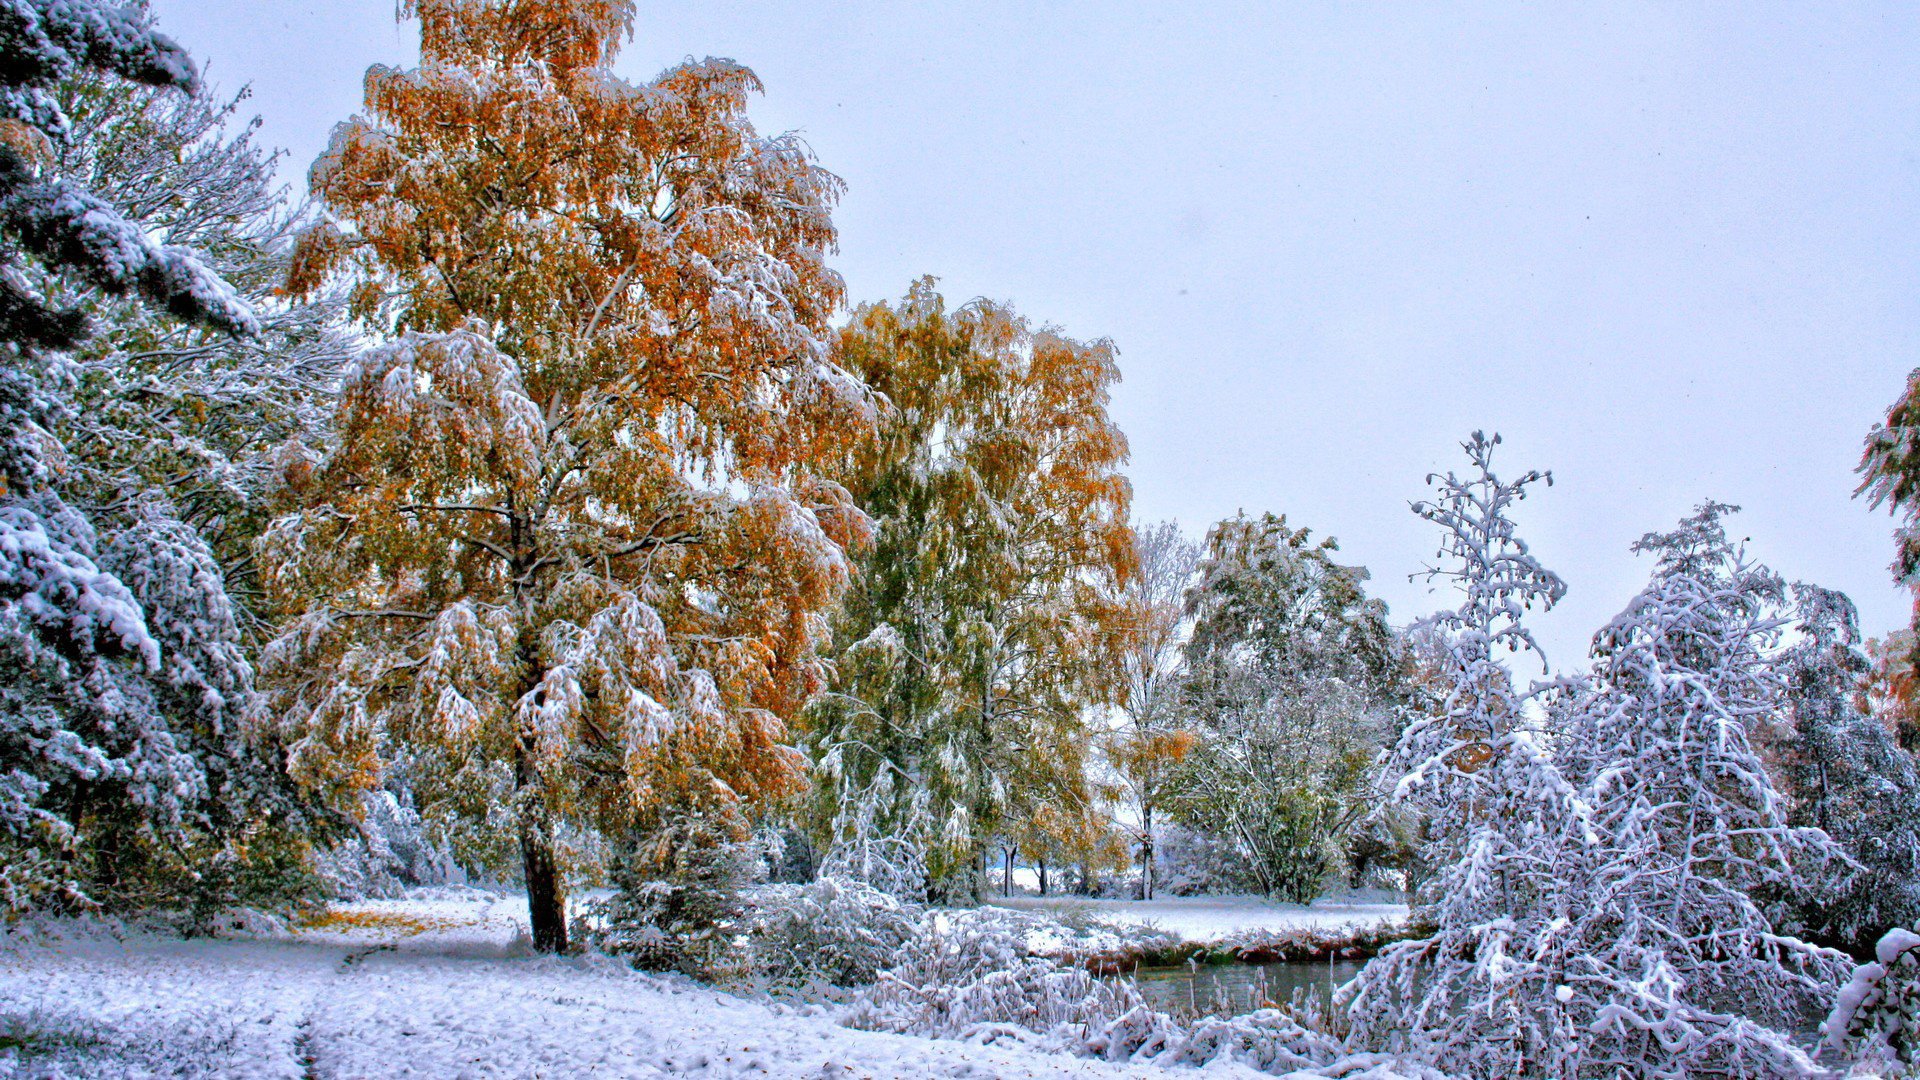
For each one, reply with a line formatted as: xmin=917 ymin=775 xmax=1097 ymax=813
xmin=1004 ymin=846 xmax=1015 ymax=897
xmin=1038 ymin=857 xmax=1048 ymax=896
xmin=519 ymin=803 xmax=567 ymax=954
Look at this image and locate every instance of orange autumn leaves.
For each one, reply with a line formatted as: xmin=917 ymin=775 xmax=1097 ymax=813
xmin=261 ymin=0 xmax=870 ymax=918
xmin=262 ymin=0 xmax=1143 ymax=920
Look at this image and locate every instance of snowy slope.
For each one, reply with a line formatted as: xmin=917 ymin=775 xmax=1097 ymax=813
xmin=0 ymin=890 xmax=1284 ymax=1079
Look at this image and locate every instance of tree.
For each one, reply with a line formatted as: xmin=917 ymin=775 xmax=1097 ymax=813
xmin=0 ymin=0 xmax=283 ymax=913
xmin=804 ymin=279 xmax=1134 ymax=901
xmin=1858 ymin=367 xmax=1920 ymax=680
xmin=1350 ymin=490 xmax=1852 ymax=1077
xmin=1342 ymin=433 xmax=1587 ymax=1075
xmin=1102 ymin=519 xmax=1197 ymax=900
xmin=1170 ymin=511 xmax=1400 ymax=901
xmin=262 ymin=0 xmax=871 ymax=952
xmin=1544 ymin=504 xmax=1849 ymax=1075
xmin=1864 ymin=629 xmax=1920 ymax=753
xmin=1777 ymin=583 xmax=1920 ymax=955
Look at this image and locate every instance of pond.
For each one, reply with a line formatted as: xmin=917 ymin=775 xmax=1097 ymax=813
xmin=1124 ymin=958 xmax=1366 ymax=1018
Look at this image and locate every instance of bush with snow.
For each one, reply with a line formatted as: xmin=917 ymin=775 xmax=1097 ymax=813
xmin=741 ymin=876 xmax=920 ymax=988
xmin=1827 ymin=928 xmax=1920 ymax=1076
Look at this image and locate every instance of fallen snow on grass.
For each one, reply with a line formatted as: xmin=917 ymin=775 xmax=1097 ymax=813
xmin=987 ymin=891 xmax=1409 ymax=946
xmin=0 ymin=889 xmax=1281 ymax=1079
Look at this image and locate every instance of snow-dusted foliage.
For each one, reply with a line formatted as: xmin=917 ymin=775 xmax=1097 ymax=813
xmin=0 ymin=0 xmax=256 ymax=346
xmin=1350 ymin=483 xmax=1853 ymax=1078
xmin=845 ymin=905 xmax=1368 ymax=1075
xmin=266 ymin=0 xmax=875 ymax=952
xmin=1172 ymin=511 xmax=1402 ymax=903
xmin=740 ymin=876 xmax=920 ymax=988
xmin=1152 ymin=821 xmax=1260 ymax=896
xmin=1341 ymin=432 xmax=1592 ymax=1075
xmin=1778 ymin=583 xmax=1920 ymax=954
xmin=845 ymin=908 xmax=1151 ymax=1042
xmin=312 ymin=787 xmax=461 ymax=898
xmin=1826 ymin=927 xmax=1920 ymax=1076
xmin=0 ymin=2 xmax=327 ymax=918
xmin=804 ymin=280 xmax=1134 ymax=903
xmin=1536 ymin=504 xmax=1850 ymax=1075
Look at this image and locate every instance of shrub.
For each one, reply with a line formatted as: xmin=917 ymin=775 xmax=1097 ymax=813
xmin=742 ymin=877 xmax=919 ymax=987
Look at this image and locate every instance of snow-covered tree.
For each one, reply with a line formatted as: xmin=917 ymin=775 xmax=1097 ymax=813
xmin=263 ymin=0 xmax=873 ymax=952
xmin=47 ymin=73 xmax=352 ymax=616
xmin=0 ymin=1 xmax=296 ymax=914
xmin=804 ymin=279 xmax=1134 ymax=901
xmin=1342 ymin=432 xmax=1589 ymax=1074
xmin=1542 ymin=504 xmax=1849 ymax=1075
xmin=1776 ymin=583 xmax=1920 ymax=955
xmin=1171 ymin=511 xmax=1401 ymax=902
xmin=1102 ymin=519 xmax=1198 ymax=900
xmin=1350 ymin=488 xmax=1852 ymax=1077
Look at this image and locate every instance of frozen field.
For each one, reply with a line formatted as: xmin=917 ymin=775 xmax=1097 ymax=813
xmin=0 ymin=889 xmax=1301 ymax=1080
xmin=988 ymin=891 xmax=1408 ymax=944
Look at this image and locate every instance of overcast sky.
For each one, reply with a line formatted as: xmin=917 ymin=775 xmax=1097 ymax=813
xmin=154 ymin=0 xmax=1920 ymax=673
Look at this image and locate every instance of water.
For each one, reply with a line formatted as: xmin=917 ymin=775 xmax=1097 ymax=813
xmin=1125 ymin=958 xmax=1365 ymax=1018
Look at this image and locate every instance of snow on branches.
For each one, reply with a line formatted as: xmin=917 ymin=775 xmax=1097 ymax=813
xmin=0 ymin=0 xmax=257 ymax=348
xmin=1348 ymin=443 xmax=1850 ymax=1078
xmin=266 ymin=0 xmax=873 ymax=952
xmin=1826 ymin=927 xmax=1920 ymax=1075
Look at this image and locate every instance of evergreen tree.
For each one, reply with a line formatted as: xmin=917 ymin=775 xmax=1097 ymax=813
xmin=805 ymin=279 xmax=1134 ymax=901
xmin=0 ymin=0 xmax=298 ymax=914
xmin=263 ymin=0 xmax=870 ymax=951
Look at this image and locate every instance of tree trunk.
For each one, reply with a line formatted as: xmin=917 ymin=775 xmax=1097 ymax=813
xmin=1141 ymin=803 xmax=1155 ymax=901
xmin=507 ymin=510 xmax=566 ymax=953
xmin=1004 ymin=846 xmax=1015 ymax=897
xmin=518 ymin=801 xmax=567 ymax=954
xmin=1038 ymin=857 xmax=1048 ymax=896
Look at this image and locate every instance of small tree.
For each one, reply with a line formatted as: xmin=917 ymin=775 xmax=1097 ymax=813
xmin=1172 ymin=511 xmax=1400 ymax=901
xmin=1103 ymin=519 xmax=1197 ymax=899
xmin=264 ymin=0 xmax=871 ymax=951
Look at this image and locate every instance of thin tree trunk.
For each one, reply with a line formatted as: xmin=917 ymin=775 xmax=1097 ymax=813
xmin=508 ymin=511 xmax=566 ymax=954
xmin=1039 ymin=857 xmax=1048 ymax=896
xmin=1004 ymin=846 xmax=1014 ymax=897
xmin=1141 ymin=803 xmax=1155 ymax=901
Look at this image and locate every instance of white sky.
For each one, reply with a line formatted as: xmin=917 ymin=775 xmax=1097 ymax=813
xmin=155 ymin=0 xmax=1920 ymax=673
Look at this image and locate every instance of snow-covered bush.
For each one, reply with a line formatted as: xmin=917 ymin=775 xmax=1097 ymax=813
xmin=576 ymin=814 xmax=761 ymax=976
xmin=845 ymin=907 xmax=1352 ymax=1074
xmin=741 ymin=876 xmax=919 ymax=987
xmin=1826 ymin=928 xmax=1920 ymax=1076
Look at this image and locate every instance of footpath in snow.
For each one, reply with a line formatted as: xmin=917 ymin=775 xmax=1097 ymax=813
xmin=0 ymin=888 xmax=1290 ymax=1080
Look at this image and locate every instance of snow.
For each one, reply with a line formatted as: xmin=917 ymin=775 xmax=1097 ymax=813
xmin=987 ymin=892 xmax=1408 ymax=945
xmin=0 ymin=890 xmax=1304 ymax=1079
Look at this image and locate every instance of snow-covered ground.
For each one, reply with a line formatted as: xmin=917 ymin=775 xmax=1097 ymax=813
xmin=987 ymin=891 xmax=1408 ymax=945
xmin=0 ymin=888 xmax=1289 ymax=1079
